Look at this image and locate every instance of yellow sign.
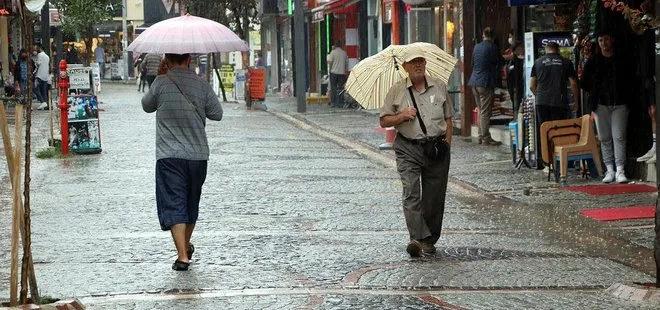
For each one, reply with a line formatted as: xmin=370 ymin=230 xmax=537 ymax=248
xmin=220 ymin=65 xmax=236 ymax=93
xmin=249 ymin=31 xmax=261 ymax=47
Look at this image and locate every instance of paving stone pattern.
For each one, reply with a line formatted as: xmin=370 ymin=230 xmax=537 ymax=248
xmin=0 ymin=85 xmax=657 ymax=309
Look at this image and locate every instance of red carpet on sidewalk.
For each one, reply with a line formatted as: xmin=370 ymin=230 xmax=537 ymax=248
xmin=580 ymin=206 xmax=656 ymax=221
xmin=562 ymin=184 xmax=656 ymax=195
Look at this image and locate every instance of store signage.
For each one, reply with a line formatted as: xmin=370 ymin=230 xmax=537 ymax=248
xmin=49 ymin=8 xmax=61 ymax=26
xmin=508 ymin=0 xmax=571 ymax=5
xmin=538 ymin=37 xmax=573 ymax=47
xmin=383 ymin=2 xmax=393 ymax=24
xmin=67 ymin=67 xmax=92 ymax=90
xmin=312 ymin=6 xmax=325 ymax=23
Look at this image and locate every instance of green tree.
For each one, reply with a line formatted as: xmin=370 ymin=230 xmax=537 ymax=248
xmin=51 ymin=0 xmax=122 ymax=65
xmin=179 ymin=0 xmax=259 ymax=40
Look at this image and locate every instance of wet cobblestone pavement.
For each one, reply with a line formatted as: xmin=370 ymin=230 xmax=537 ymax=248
xmin=0 ymin=85 xmax=658 ymax=309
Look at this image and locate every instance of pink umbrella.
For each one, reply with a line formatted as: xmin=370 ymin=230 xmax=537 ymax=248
xmin=127 ymin=14 xmax=249 ymax=54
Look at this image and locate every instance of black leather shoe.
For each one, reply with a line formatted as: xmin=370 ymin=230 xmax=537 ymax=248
xmin=172 ymin=259 xmax=190 ymax=271
xmin=406 ymin=240 xmax=423 ymax=257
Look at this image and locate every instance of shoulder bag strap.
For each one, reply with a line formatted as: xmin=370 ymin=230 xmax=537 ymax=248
xmin=166 ymin=74 xmax=205 ymax=123
xmin=407 ymin=87 xmax=428 ymax=136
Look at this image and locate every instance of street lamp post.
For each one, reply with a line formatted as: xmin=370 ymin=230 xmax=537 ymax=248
xmin=122 ymin=0 xmax=129 ymax=81
xmin=293 ymin=0 xmax=306 ymax=113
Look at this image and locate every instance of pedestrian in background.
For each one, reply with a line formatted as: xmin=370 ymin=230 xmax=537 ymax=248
xmin=468 ymin=27 xmax=502 ymax=146
xmin=32 ymin=43 xmax=50 ymax=110
xmin=13 ymin=48 xmax=34 ymax=100
xmin=506 ymin=41 xmax=525 ymax=115
xmin=379 ymin=48 xmax=453 ymax=258
xmin=143 ymin=53 xmax=163 ymax=88
xmin=141 ymin=53 xmax=223 ymax=271
xmin=327 ymin=41 xmax=348 ymax=108
xmin=581 ymin=32 xmax=634 ymax=184
xmin=95 ymin=43 xmax=106 ymax=79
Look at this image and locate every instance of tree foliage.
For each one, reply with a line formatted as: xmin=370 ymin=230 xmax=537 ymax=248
xmin=51 ymin=0 xmax=122 ymax=64
xmin=178 ymin=0 xmax=259 ymax=40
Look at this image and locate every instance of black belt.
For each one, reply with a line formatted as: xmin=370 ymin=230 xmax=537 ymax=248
xmin=397 ymin=133 xmax=446 ymax=145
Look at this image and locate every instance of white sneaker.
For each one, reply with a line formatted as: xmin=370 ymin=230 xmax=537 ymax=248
xmin=602 ymin=171 xmax=615 ymax=183
xmin=646 ymin=153 xmax=656 ymax=164
xmin=35 ymin=102 xmax=48 ymax=110
xmin=616 ymin=171 xmax=629 ymax=184
xmin=637 ymin=148 xmax=655 ymax=162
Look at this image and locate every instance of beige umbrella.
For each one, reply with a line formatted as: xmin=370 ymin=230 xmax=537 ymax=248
xmin=345 ymin=43 xmax=458 ymax=110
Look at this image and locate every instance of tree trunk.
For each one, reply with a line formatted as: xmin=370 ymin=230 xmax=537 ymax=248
xmin=9 ymin=104 xmax=24 ymax=307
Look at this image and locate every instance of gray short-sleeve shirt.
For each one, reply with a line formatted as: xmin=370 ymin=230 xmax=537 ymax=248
xmin=380 ymin=76 xmax=454 ymax=140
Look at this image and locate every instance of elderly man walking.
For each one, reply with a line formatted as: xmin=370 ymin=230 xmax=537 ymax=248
xmin=468 ymin=27 xmax=502 ymax=146
xmin=379 ymin=48 xmax=454 ymax=257
xmin=142 ymin=53 xmax=223 ymax=271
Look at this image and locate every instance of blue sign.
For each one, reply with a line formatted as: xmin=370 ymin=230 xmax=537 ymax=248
xmin=509 ymin=0 xmax=571 ymax=5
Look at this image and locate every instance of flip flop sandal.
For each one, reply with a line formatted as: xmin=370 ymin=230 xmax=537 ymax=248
xmin=172 ymin=259 xmax=190 ymax=271
xmin=187 ymin=244 xmax=195 ymax=260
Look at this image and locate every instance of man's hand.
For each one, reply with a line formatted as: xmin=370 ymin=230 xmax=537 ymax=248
xmin=399 ymin=107 xmax=417 ymax=121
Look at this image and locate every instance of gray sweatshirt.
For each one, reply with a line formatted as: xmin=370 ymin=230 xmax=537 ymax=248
xmin=142 ymin=67 xmax=223 ymax=160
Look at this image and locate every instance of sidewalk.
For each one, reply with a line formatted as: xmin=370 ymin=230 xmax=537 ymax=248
xmin=267 ymin=95 xmax=658 ymax=261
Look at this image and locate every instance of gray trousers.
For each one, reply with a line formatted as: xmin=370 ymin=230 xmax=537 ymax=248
xmin=394 ymin=136 xmax=450 ymax=245
xmin=472 ymin=86 xmax=495 ymax=141
xmin=594 ymin=104 xmax=629 ymax=168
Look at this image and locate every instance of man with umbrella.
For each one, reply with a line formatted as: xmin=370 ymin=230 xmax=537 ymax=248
xmin=379 ymin=47 xmax=454 ymax=257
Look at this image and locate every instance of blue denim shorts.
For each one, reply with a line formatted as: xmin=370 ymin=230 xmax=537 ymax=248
xmin=156 ymin=158 xmax=208 ymax=231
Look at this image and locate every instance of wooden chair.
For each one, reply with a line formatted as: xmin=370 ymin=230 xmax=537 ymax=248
xmin=540 ymin=115 xmax=603 ymax=184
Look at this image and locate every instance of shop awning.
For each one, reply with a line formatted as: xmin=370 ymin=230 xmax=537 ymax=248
xmin=324 ymin=0 xmax=361 ymax=14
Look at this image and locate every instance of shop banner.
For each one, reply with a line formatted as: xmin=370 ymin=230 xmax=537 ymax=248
xmin=220 ymin=65 xmax=236 ymax=94
xmin=248 ymin=68 xmax=266 ymax=102
xmin=144 ymin=0 xmax=180 ymax=24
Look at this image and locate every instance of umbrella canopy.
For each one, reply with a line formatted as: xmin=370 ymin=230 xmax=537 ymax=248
xmin=344 ymin=43 xmax=458 ymax=110
xmin=127 ymin=14 xmax=249 ymax=54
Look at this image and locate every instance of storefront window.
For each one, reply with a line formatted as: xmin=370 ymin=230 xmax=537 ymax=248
xmin=525 ymin=4 xmax=577 ymax=33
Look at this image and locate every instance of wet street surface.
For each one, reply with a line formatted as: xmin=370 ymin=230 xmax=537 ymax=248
xmin=0 ymin=84 xmax=658 ymax=309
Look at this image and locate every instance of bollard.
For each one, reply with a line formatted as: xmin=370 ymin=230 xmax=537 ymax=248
xmin=379 ymin=127 xmax=397 ymax=150
xmin=57 ymin=60 xmax=70 ymax=156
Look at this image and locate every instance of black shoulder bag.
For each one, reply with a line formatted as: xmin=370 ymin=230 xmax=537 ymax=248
xmin=407 ymin=87 xmax=449 ymax=160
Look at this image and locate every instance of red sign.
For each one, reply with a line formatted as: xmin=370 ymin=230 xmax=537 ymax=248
xmin=248 ymin=68 xmax=266 ymax=102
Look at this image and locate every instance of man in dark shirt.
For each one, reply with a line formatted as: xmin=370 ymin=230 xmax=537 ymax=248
xmin=530 ymin=42 xmax=579 ymax=170
xmin=468 ymin=27 xmax=502 ymax=146
xmin=530 ymin=42 xmax=579 ymax=122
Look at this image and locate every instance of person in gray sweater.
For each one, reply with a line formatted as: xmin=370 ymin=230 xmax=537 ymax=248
xmin=142 ymin=53 xmax=223 ymax=271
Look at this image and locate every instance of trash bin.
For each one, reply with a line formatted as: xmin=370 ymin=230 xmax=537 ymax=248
xmin=67 ymin=95 xmax=102 ymax=154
